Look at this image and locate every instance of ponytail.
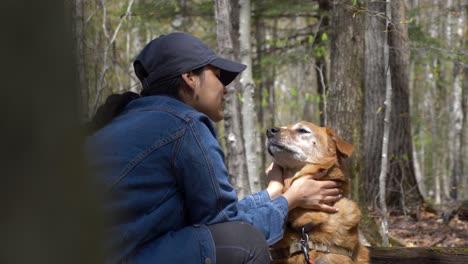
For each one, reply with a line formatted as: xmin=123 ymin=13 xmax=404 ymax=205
xmin=86 ymin=66 xmax=205 ymax=135
xmin=87 ymin=91 xmax=140 ymax=134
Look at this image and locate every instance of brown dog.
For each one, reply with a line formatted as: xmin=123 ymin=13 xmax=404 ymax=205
xmin=267 ymin=121 xmax=369 ymax=264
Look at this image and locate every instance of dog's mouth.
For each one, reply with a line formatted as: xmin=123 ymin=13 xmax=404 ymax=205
xmin=267 ymin=141 xmax=295 ymax=157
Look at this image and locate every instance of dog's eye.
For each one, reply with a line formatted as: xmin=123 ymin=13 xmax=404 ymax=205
xmin=297 ymin=128 xmax=310 ymax=134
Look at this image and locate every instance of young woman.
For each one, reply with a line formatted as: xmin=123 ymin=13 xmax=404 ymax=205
xmin=86 ymin=32 xmax=342 ymax=264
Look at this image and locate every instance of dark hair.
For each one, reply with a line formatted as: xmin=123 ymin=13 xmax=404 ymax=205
xmin=86 ymin=66 xmax=205 ymax=135
xmin=86 ymin=91 xmax=140 ymax=134
xmin=139 ymin=63 xmax=205 ymax=98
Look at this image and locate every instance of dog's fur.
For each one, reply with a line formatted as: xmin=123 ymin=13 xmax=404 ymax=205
xmin=267 ymin=121 xmax=369 ymax=264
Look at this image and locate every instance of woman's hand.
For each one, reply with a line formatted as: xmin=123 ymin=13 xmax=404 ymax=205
xmin=265 ymin=162 xmax=284 ymax=199
xmin=282 ymin=173 xmax=342 ymax=213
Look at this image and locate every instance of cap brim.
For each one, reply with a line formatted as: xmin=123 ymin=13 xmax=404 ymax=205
xmin=210 ymin=57 xmax=247 ymax=86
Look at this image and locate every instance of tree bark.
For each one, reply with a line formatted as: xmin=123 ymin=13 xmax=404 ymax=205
xmin=387 ymin=0 xmax=424 ymax=212
xmin=214 ymin=0 xmax=250 ymax=198
xmin=329 ymin=0 xmax=365 ymax=201
xmin=460 ymin=5 xmax=468 ymax=201
xmin=450 ymin=61 xmax=463 ymax=201
xmin=253 ymin=8 xmax=268 ymax=181
xmin=364 ymin=0 xmax=387 ymax=207
xmin=239 ymin=0 xmax=261 ymax=194
xmin=378 ymin=45 xmax=392 ymax=247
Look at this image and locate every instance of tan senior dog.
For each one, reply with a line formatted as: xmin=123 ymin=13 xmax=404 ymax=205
xmin=267 ymin=121 xmax=369 ymax=264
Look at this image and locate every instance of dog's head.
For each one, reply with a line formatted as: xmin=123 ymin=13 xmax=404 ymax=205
xmin=266 ymin=121 xmax=354 ymax=171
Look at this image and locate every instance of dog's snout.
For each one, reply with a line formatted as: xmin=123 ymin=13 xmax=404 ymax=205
xmin=266 ymin=127 xmax=280 ymax=138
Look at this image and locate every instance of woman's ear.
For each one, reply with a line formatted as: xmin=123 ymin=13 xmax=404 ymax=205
xmin=181 ymin=72 xmax=197 ymax=91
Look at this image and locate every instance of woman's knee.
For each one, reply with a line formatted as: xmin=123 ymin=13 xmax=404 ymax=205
xmin=208 ymin=221 xmax=270 ymax=264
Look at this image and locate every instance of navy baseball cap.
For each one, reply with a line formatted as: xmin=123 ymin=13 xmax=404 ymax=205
xmin=134 ymin=32 xmax=247 ymax=88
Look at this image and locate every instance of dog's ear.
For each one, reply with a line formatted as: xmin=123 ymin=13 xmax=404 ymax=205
xmin=325 ymin=127 xmax=354 ymax=157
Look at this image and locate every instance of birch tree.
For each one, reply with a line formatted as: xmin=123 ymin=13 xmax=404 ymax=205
xmin=450 ymin=0 xmax=467 ymax=200
xmin=450 ymin=61 xmax=463 ymax=200
xmin=214 ymin=0 xmax=250 ymax=198
xmin=91 ymin=0 xmax=136 ymax=115
xmin=379 ymin=52 xmax=392 ymax=247
xmin=239 ymin=0 xmax=261 ymax=193
xmin=462 ymin=6 xmax=468 ymax=200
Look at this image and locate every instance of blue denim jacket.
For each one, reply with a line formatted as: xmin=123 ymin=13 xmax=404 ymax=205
xmin=86 ymin=95 xmax=288 ymax=263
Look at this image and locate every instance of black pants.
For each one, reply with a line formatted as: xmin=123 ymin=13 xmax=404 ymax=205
xmin=207 ymin=221 xmax=271 ymax=264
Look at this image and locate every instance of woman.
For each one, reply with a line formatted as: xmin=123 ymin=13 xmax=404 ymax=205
xmin=86 ymin=32 xmax=342 ymax=264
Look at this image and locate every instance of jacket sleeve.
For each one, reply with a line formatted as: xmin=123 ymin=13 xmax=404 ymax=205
xmin=176 ymin=115 xmax=288 ymax=245
xmin=236 ymin=190 xmax=272 ymax=211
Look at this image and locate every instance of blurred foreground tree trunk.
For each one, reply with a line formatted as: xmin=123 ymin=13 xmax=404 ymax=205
xmin=328 ymin=0 xmax=365 ymax=201
xmin=0 ymin=1 xmax=103 ymax=263
xmin=214 ymin=0 xmax=250 ymax=197
xmin=387 ymin=0 xmax=424 ymax=213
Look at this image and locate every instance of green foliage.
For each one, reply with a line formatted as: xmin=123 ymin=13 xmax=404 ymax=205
xmin=408 ymin=24 xmax=440 ymax=47
xmin=321 ymin=32 xmax=328 ymax=42
xmin=261 ymin=98 xmax=268 ymax=107
xmin=254 ymin=0 xmax=318 ymax=17
xmin=290 ymin=87 xmax=297 ymax=97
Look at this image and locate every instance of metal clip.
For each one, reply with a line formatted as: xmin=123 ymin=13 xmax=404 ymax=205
xmin=300 ymin=227 xmax=310 ymax=264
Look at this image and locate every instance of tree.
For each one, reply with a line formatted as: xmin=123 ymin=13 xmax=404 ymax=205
xmin=363 ymin=0 xmax=387 ymax=207
xmin=214 ymin=0 xmax=250 ymax=197
xmin=460 ymin=3 xmax=468 ymax=200
xmin=328 ymin=0 xmax=365 ymax=200
xmin=239 ymin=0 xmax=261 ymax=193
xmin=387 ymin=0 xmax=424 ymax=213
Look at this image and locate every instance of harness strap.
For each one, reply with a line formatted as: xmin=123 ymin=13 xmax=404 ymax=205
xmin=270 ymin=241 xmax=353 ymax=260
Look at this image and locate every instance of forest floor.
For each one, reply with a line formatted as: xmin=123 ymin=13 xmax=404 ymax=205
xmin=385 ymin=211 xmax=468 ymax=247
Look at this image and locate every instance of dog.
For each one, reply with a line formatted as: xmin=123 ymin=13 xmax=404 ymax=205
xmin=266 ymin=121 xmax=369 ymax=264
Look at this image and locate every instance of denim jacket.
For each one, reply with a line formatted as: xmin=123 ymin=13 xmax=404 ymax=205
xmin=86 ymin=95 xmax=288 ymax=263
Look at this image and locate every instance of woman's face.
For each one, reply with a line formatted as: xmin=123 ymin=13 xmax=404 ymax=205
xmin=191 ymin=65 xmax=227 ymax=122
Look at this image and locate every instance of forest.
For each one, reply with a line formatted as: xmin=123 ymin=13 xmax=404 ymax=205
xmin=1 ymin=0 xmax=466 ymax=263
xmin=74 ymin=0 xmax=468 ymax=250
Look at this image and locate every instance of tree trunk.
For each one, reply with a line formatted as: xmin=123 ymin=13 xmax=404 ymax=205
xmin=387 ymin=0 xmax=424 ymax=212
xmin=239 ymin=0 xmax=261 ymax=194
xmin=253 ymin=9 xmax=268 ymax=182
xmin=363 ymin=0 xmax=387 ymax=207
xmin=450 ymin=62 xmax=463 ymax=201
xmin=329 ymin=0 xmax=365 ymax=201
xmin=437 ymin=0 xmax=452 ymax=201
xmin=460 ymin=5 xmax=468 ymax=200
xmin=214 ymin=0 xmax=250 ymax=198
xmin=378 ymin=40 xmax=392 ymax=247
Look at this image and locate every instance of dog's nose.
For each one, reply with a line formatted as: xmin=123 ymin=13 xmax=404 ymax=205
xmin=266 ymin=127 xmax=280 ymax=138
